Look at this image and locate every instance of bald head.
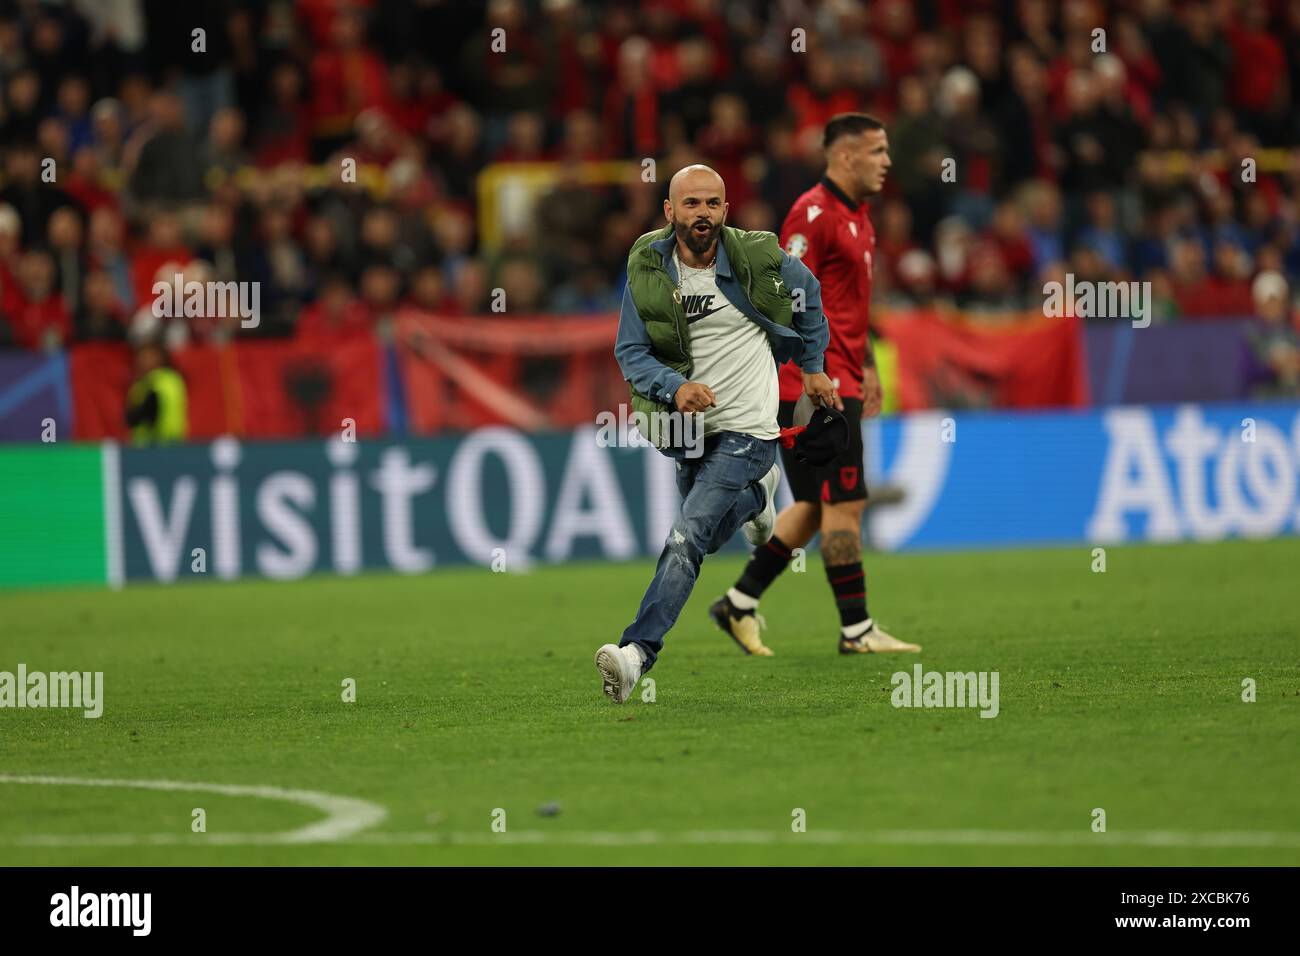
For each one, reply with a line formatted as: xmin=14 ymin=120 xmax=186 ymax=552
xmin=665 ymin=164 xmax=728 ymax=265
xmin=668 ymin=164 xmax=725 ymax=205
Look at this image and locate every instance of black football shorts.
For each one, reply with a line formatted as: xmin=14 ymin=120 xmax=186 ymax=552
xmin=778 ymin=396 xmax=867 ymax=503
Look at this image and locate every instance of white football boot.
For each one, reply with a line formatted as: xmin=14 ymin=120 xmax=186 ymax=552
xmin=708 ymin=595 xmax=775 ymax=656
xmin=838 ymin=619 xmax=921 ymax=654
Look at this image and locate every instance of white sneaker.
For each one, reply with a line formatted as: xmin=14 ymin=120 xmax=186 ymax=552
xmin=743 ymin=464 xmax=781 ymax=547
xmin=595 ymin=642 xmax=646 ymax=704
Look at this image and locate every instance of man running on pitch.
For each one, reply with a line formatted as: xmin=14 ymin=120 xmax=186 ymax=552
xmin=596 ymin=164 xmax=836 ymax=703
xmin=710 ymin=113 xmax=921 ymax=656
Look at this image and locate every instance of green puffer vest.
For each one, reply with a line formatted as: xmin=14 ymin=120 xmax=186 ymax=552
xmin=625 ymin=224 xmax=794 ymax=448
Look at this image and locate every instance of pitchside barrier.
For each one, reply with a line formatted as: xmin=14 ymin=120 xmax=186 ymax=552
xmin=1 ymin=400 xmax=1298 ymax=588
xmin=0 ymin=318 xmax=1281 ymax=444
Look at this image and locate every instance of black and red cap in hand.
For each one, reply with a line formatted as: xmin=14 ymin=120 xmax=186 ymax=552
xmin=778 ymin=406 xmax=850 ymax=467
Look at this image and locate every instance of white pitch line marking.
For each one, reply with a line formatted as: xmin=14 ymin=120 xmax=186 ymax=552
xmin=6 ymin=825 xmax=1299 ymax=850
xmin=0 ymin=774 xmax=386 ymax=845
xmin=3 ymin=778 xmax=1295 ymax=850
xmin=344 ymin=829 xmax=1300 ymax=849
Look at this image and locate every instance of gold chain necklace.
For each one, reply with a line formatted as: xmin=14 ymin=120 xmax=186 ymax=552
xmin=672 ymin=245 xmax=717 ymax=304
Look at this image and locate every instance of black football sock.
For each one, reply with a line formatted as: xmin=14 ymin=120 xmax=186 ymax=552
xmin=734 ymin=534 xmax=795 ymax=603
xmin=824 ymin=561 xmax=869 ymax=631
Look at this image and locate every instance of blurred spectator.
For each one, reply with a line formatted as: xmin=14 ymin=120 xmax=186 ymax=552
xmin=65 ymin=146 xmax=118 ymax=214
xmin=0 ymin=203 xmax=25 ymax=322
xmin=756 ymin=120 xmax=816 ymax=229
xmin=493 ymin=111 xmax=550 ymax=163
xmin=297 ymin=273 xmax=371 ymax=340
xmin=556 ymin=109 xmax=606 ymax=165
xmin=964 ymin=243 xmax=1024 ymax=312
xmin=448 ymin=260 xmax=488 ymax=316
xmin=934 ymin=217 xmax=975 ymax=295
xmin=494 ymin=258 xmax=546 ymax=314
xmin=129 ymin=210 xmax=189 ymax=308
xmin=1177 ymin=0 xmax=1232 ymax=124
xmin=890 ymin=75 xmax=946 ymax=242
xmin=387 ymin=60 xmax=456 ymax=141
xmin=56 ymin=75 xmax=94 ymax=153
xmin=1076 ymin=192 xmax=1127 ymax=274
xmin=437 ymin=104 xmax=485 ymax=202
xmin=0 ymin=16 xmax=26 ymax=87
xmin=1021 ymin=181 xmax=1066 ymax=274
xmin=144 ymin=0 xmax=234 ymax=138
xmin=76 ymin=268 xmax=129 ymax=342
xmin=733 ymin=43 xmax=788 ymax=129
xmin=116 ymin=73 xmax=152 ymax=137
xmin=985 ymin=200 xmax=1036 ymax=291
xmin=193 ymin=202 xmax=243 ymax=287
xmin=466 ymin=0 xmax=549 ymax=135
xmin=661 ymin=37 xmax=718 ymax=147
xmin=252 ymin=205 xmax=310 ymax=334
xmin=1 ymin=141 xmax=73 ymax=241
xmin=12 ymin=249 xmax=72 ymax=351
xmin=47 ymin=206 xmax=87 ymax=315
xmin=359 ymin=262 xmax=403 ymax=335
xmin=1169 ymin=235 xmax=1254 ymax=317
xmin=891 ymin=249 xmax=942 ymax=308
xmin=89 ymin=97 xmax=127 ymax=174
xmin=126 ymin=91 xmax=206 ymax=203
xmin=994 ymin=45 xmax=1053 ymax=193
xmin=0 ymin=68 xmax=43 ymax=142
xmin=1246 ymin=271 xmax=1300 ymax=396
xmin=547 ymin=257 xmax=620 ymax=315
xmin=206 ymin=107 xmax=249 ymax=174
xmin=308 ymin=6 xmax=390 ymax=158
xmin=253 ymin=61 xmax=310 ymax=167
xmin=433 ymin=206 xmax=476 ymax=281
xmin=697 ymin=93 xmax=759 ymax=210
xmin=86 ymin=207 xmax=135 ymax=313
xmin=124 ymin=339 xmax=188 ymax=444
xmin=302 ymin=214 xmax=347 ymax=292
xmin=603 ymin=36 xmax=661 ymax=158
xmin=408 ymin=265 xmax=448 ymax=313
xmin=733 ymin=199 xmax=775 ymax=234
xmin=941 ymin=64 xmax=998 ymax=228
xmin=877 ymin=199 xmax=919 ymax=289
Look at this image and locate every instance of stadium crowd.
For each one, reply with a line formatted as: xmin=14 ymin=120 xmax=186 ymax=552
xmin=0 ymin=0 xmax=1298 ymax=367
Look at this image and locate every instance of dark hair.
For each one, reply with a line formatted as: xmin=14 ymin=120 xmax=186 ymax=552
xmin=823 ymin=113 xmax=885 ymax=150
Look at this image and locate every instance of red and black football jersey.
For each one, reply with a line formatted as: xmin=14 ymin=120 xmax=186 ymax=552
xmin=777 ymin=176 xmax=875 ymax=402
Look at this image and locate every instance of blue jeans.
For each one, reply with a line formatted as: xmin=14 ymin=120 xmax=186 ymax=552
xmin=620 ymin=431 xmax=778 ymax=670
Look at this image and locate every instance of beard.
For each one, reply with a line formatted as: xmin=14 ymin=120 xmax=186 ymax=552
xmin=674 ymin=216 xmax=721 ymax=256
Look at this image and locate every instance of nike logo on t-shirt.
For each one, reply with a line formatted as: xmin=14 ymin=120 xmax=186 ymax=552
xmin=687 ymin=305 xmax=726 ymax=324
xmin=682 ymin=293 xmax=725 ymax=324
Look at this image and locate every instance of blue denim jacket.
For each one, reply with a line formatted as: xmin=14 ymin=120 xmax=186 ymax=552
xmin=613 ymin=232 xmax=829 ymax=410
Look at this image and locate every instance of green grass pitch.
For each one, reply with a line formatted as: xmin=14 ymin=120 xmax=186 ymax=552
xmin=1 ymin=537 xmax=1297 ymax=866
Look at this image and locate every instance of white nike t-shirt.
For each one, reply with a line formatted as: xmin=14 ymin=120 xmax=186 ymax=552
xmin=677 ymin=257 xmax=779 ymax=440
